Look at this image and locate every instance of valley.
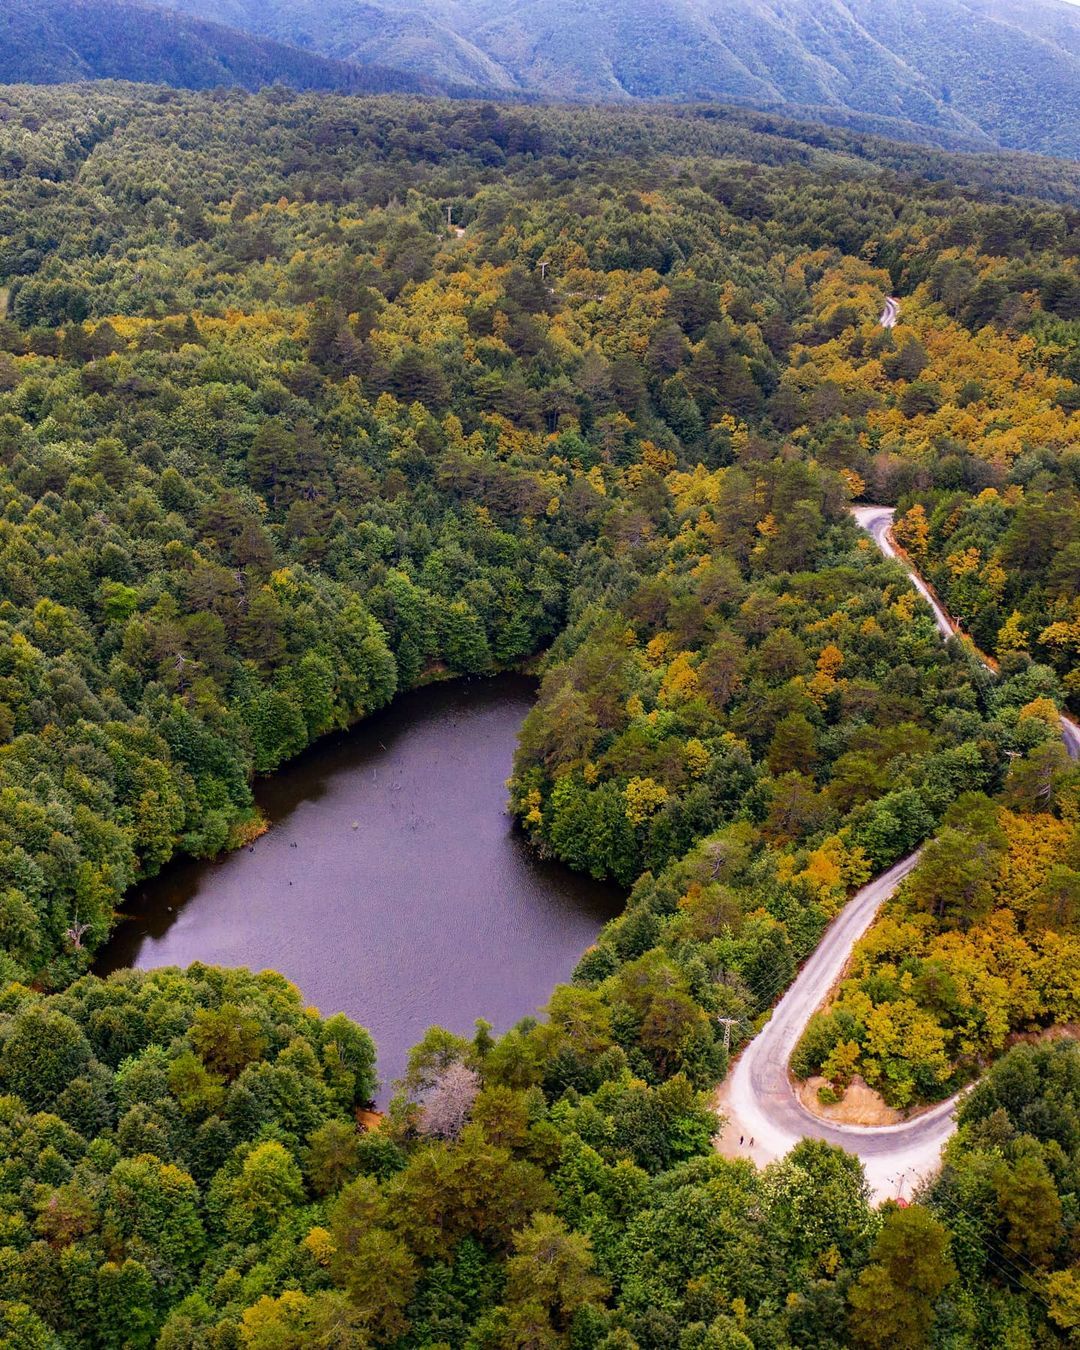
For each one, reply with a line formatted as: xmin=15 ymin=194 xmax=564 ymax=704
xmin=0 ymin=81 xmax=1076 ymax=1348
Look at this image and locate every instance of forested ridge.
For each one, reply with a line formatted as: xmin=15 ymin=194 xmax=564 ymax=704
xmin=5 ymin=0 xmax=1080 ymax=157
xmin=0 ymin=84 xmax=1078 ymax=1345
xmin=0 ymin=0 xmax=438 ymax=97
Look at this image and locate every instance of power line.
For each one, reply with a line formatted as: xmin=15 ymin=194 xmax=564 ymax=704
xmin=921 ymin=1184 xmax=1055 ymax=1313
xmin=708 ymin=935 xmax=1064 ymax=1312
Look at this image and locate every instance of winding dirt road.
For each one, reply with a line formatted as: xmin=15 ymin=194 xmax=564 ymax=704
xmin=854 ymin=506 xmax=1080 ymax=760
xmin=715 ymin=504 xmax=1078 ymax=1201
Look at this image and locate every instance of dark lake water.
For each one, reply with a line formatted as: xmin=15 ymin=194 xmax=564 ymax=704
xmin=96 ymin=675 xmax=622 ymax=1101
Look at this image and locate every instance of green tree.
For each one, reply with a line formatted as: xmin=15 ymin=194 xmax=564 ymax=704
xmin=304 ymin=1120 xmax=363 ymax=1197
xmin=1004 ymin=741 xmax=1072 ymax=813
xmin=320 ymin=1013 xmax=378 ymax=1108
xmin=103 ymin=1155 xmax=205 ymax=1286
xmin=0 ymin=1004 xmax=93 ymax=1111
xmin=329 ymin=1178 xmax=419 ymax=1341
xmin=993 ymin=1151 xmax=1062 ymax=1267
xmin=504 ymin=1212 xmax=610 ymax=1332
xmin=223 ymin=1142 xmax=305 ymax=1241
xmin=848 ymin=1205 xmax=956 ymax=1349
xmin=766 ymin=713 xmax=818 ymax=777
xmin=190 ymin=1003 xmax=267 ymax=1079
xmin=441 ymin=601 xmax=493 ymax=675
xmin=97 ymin=1259 xmax=158 ymax=1350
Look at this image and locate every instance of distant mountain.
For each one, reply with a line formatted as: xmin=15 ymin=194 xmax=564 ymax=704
xmin=148 ymin=0 xmax=518 ymax=92
xmin=0 ymin=0 xmax=438 ymax=94
xmin=156 ymin=0 xmax=1080 ymax=156
xmin=2 ymin=0 xmax=1077 ymax=158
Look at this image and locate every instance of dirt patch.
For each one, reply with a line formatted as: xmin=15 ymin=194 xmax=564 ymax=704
xmin=1007 ymin=1022 xmax=1080 ymax=1050
xmin=794 ymin=1028 xmax=1080 ymax=1128
xmin=356 ymin=1107 xmax=384 ymax=1131
xmin=795 ymin=1074 xmax=908 ymax=1126
xmin=711 ymin=1078 xmax=774 ymax=1166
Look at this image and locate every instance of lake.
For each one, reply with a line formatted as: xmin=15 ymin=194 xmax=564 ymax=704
xmin=95 ymin=675 xmax=623 ymax=1101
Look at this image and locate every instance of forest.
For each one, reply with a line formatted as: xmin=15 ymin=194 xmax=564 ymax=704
xmin=0 ymin=83 xmax=1078 ymax=1346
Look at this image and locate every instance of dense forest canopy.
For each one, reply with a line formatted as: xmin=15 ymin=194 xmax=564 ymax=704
xmin=0 ymin=84 xmax=1077 ymax=1346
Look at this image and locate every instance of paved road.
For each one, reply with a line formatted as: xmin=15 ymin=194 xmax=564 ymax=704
xmin=715 ymin=502 xmax=1077 ymax=1200
xmin=716 ymin=853 xmax=958 ymax=1199
xmin=879 ymin=296 xmax=900 ymax=329
xmin=853 ymin=505 xmax=953 ymax=637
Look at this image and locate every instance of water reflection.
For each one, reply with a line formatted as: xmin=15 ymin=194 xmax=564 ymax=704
xmin=96 ymin=675 xmax=623 ymax=1099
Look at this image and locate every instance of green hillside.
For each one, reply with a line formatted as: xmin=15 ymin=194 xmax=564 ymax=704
xmin=0 ymin=78 xmax=1078 ymax=1350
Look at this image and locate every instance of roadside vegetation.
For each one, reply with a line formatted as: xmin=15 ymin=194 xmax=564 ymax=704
xmin=794 ymin=788 xmax=1080 ymax=1107
xmin=0 ymin=84 xmax=1077 ymax=1346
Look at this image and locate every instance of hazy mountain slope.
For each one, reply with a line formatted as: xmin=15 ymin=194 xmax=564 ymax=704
xmin=460 ymin=0 xmax=987 ymax=142
xmin=845 ymin=0 xmax=1080 ymax=155
xmin=159 ymin=0 xmax=1080 ymax=156
xmin=151 ymin=0 xmax=518 ymax=91
xmin=323 ymin=8 xmax=517 ymax=91
xmin=455 ymin=0 xmax=1080 ymax=153
xmin=972 ymin=0 xmax=1080 ymax=59
xmin=17 ymin=0 xmax=1080 ymax=155
xmin=0 ymin=0 xmax=437 ymax=93
xmin=454 ymin=0 xmax=778 ymax=102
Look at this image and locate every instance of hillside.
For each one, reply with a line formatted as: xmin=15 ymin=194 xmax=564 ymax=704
xmin=0 ymin=82 xmax=1079 ymax=1347
xmin=150 ymin=0 xmax=519 ymax=92
xmin=0 ymin=0 xmax=437 ymax=94
xmin=157 ymin=0 xmax=1080 ymax=156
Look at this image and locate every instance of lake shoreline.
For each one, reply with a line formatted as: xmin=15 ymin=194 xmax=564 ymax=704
xmin=95 ymin=674 xmax=623 ymax=1100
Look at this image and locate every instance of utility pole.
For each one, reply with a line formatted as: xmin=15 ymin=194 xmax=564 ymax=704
xmin=539 ymin=260 xmax=549 ymax=280
xmin=717 ymin=1017 xmax=738 ymax=1053
xmin=447 ymin=205 xmax=453 ymax=228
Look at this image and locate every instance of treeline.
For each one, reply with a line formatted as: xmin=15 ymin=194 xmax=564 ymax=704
xmin=0 ymin=959 xmax=1077 ymax=1346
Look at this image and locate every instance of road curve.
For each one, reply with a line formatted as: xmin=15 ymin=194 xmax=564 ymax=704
xmin=852 ymin=505 xmax=953 ymax=639
xmin=715 ymin=852 xmax=959 ymax=1200
xmin=715 ymin=501 xmax=1078 ymax=1200
xmin=879 ymin=296 xmax=900 ymax=329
